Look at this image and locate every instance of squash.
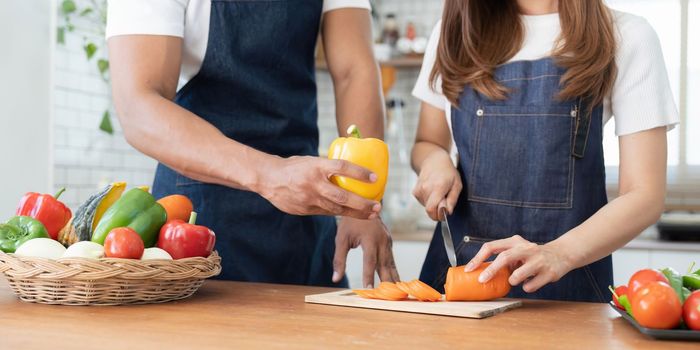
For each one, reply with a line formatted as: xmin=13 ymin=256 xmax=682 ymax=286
xmin=57 ymin=182 xmax=126 ymax=246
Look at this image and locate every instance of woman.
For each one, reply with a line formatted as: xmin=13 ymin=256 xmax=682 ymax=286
xmin=411 ymin=0 xmax=678 ymax=302
xmin=107 ymin=0 xmax=399 ymax=288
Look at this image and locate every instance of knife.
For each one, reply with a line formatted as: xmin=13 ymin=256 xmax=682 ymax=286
xmin=440 ymin=207 xmax=457 ymax=267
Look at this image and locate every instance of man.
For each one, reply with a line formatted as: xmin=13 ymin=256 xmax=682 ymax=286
xmin=107 ymin=0 xmax=398 ymax=287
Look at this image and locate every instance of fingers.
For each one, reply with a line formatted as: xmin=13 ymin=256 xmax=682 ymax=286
xmin=377 ymin=240 xmax=399 ymax=283
xmin=332 ymin=234 xmax=351 ymax=284
xmin=465 ymin=236 xmax=520 ymax=272
xmin=324 ymin=159 xmax=377 ymax=183
xmin=318 ymin=184 xmax=381 ymax=219
xmin=509 ymin=257 xmax=541 ymax=286
xmin=424 ymin=190 xmax=445 ymax=221
xmin=522 ymin=272 xmax=553 ymax=293
xmin=445 ymin=177 xmax=463 ymax=214
xmin=477 ymin=246 xmax=525 ymax=283
xmin=362 ymin=244 xmax=378 ymax=288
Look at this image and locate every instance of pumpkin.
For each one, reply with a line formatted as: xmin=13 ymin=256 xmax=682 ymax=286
xmin=57 ymin=182 xmax=126 ymax=246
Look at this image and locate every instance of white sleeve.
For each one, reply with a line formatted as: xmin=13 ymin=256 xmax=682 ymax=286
xmin=611 ymin=15 xmax=680 ymax=136
xmin=106 ymin=0 xmax=188 ymax=39
xmin=412 ymin=21 xmax=448 ymax=110
xmin=323 ymin=0 xmax=371 ymax=13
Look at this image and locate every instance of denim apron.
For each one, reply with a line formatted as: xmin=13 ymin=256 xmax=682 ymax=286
xmin=420 ymin=58 xmax=613 ymax=302
xmin=152 ymin=0 xmax=346 ymax=287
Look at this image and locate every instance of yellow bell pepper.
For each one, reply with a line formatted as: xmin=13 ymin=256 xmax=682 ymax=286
xmin=328 ymin=125 xmax=389 ymax=201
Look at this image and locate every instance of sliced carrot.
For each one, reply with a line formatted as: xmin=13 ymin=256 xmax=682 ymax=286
xmin=376 ymin=282 xmax=408 ymax=300
xmin=395 ymin=281 xmax=412 ymax=295
xmin=372 ymin=288 xmax=407 ymax=301
xmin=408 ymin=279 xmax=442 ymax=302
xmin=353 ymin=289 xmax=376 ymax=299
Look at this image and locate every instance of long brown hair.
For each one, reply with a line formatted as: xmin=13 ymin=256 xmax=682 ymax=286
xmin=431 ymin=0 xmax=617 ymax=110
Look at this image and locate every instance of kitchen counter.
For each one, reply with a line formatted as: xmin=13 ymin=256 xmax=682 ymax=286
xmin=0 ymin=280 xmax=696 ymax=349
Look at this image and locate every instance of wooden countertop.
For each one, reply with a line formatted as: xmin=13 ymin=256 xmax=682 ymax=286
xmin=0 ymin=279 xmax=695 ymax=349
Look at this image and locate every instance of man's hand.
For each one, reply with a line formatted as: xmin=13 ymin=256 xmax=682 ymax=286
xmin=257 ymin=156 xmax=382 ymax=220
xmin=332 ymin=217 xmax=400 ymax=288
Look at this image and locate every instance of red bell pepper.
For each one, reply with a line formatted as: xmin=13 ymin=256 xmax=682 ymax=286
xmin=16 ymin=188 xmax=72 ymax=240
xmin=157 ymin=212 xmax=215 ymax=259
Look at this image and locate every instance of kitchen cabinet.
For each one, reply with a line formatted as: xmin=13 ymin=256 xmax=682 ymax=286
xmin=1 ymin=279 xmax=696 ymax=349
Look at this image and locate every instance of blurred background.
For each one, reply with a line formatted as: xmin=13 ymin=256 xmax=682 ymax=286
xmin=0 ymin=0 xmax=698 ymax=288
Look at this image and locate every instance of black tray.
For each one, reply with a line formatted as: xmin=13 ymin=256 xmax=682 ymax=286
xmin=610 ymin=303 xmax=700 ymax=341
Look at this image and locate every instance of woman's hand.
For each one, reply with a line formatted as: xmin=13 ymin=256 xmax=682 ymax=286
xmin=257 ymin=156 xmax=382 ymax=220
xmin=465 ymin=235 xmax=574 ymax=293
xmin=412 ymin=151 xmax=462 ymax=221
xmin=332 ymin=217 xmax=399 ymax=288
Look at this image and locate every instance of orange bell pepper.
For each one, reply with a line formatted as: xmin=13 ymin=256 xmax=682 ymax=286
xmin=328 ymin=125 xmax=389 ymax=201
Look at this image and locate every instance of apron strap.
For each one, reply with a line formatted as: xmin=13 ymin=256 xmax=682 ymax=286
xmin=571 ymin=98 xmax=591 ymax=159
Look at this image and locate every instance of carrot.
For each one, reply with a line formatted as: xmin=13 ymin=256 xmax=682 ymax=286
xmin=352 ymin=289 xmax=376 ymax=299
xmin=376 ymin=282 xmax=408 ymax=300
xmin=157 ymin=194 xmax=194 ymax=222
xmin=407 ymin=279 xmax=442 ymax=301
xmin=444 ymin=262 xmax=511 ymax=301
xmin=353 ymin=280 xmax=441 ymax=301
xmin=395 ymin=281 xmax=412 ymax=295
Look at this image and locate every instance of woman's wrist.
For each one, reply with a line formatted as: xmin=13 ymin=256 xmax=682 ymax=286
xmin=545 ymin=234 xmax=584 ymax=274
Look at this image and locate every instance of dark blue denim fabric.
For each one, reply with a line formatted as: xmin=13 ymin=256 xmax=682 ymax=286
xmin=152 ymin=0 xmax=347 ymax=287
xmin=420 ymin=58 xmax=613 ymax=302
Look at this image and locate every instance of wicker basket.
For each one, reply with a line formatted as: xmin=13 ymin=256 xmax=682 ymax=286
xmin=0 ymin=250 xmax=221 ymax=305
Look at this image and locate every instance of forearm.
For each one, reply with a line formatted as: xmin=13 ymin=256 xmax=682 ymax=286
xmin=333 ymin=63 xmax=384 ymax=139
xmin=115 ymin=90 xmax=274 ymax=192
xmin=550 ymin=188 xmax=665 ymax=270
xmin=411 ymin=141 xmax=451 ymax=174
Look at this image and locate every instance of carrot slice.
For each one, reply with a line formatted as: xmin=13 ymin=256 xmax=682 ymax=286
xmin=372 ymin=288 xmax=407 ymax=301
xmin=408 ymin=279 xmax=442 ymax=301
xmin=395 ymin=281 xmax=412 ymax=295
xmin=376 ymin=282 xmax=408 ymax=300
xmin=353 ymin=289 xmax=376 ymax=299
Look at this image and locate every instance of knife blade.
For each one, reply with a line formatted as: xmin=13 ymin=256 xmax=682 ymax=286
xmin=440 ymin=207 xmax=457 ymax=267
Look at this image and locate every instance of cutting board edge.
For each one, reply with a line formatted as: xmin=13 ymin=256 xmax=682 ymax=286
xmin=304 ymin=290 xmax=522 ymax=319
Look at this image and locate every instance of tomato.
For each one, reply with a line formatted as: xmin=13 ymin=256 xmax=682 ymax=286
xmin=631 ymin=281 xmax=682 ymax=329
xmin=104 ymin=227 xmax=145 ymax=259
xmin=683 ymin=290 xmax=700 ymax=330
xmin=628 ymin=269 xmax=667 ymax=301
xmin=612 ymin=285 xmax=628 ymax=310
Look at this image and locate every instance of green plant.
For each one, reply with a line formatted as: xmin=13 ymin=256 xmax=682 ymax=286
xmin=57 ymin=0 xmax=113 ymax=134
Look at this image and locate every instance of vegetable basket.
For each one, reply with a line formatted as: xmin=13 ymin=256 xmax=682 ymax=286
xmin=0 ymin=250 xmax=221 ymax=305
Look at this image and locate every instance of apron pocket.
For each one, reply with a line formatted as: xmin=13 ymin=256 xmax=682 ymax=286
xmin=468 ymin=105 xmax=576 ymax=209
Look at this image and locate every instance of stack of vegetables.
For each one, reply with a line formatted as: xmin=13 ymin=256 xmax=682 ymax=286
xmin=610 ymin=266 xmax=700 ymax=331
xmin=0 ymin=183 xmax=216 ymax=261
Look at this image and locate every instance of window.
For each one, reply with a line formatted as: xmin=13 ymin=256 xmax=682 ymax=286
xmin=605 ymin=0 xmax=699 ymax=209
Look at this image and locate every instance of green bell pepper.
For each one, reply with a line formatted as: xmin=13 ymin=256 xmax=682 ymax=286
xmin=618 ymin=294 xmax=634 ymax=317
xmin=684 ymin=274 xmax=700 ymax=291
xmin=91 ymin=188 xmax=167 ymax=247
xmin=0 ymin=216 xmax=50 ymax=253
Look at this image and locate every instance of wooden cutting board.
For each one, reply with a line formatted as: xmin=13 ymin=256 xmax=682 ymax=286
xmin=305 ymin=290 xmax=522 ymax=319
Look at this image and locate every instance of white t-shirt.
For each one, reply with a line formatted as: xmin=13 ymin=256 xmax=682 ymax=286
xmin=412 ymin=11 xmax=679 ymax=140
xmin=106 ymin=0 xmax=371 ymax=90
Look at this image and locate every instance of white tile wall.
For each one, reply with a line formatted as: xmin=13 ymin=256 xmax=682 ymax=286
xmin=53 ymin=0 xmax=156 ymax=209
